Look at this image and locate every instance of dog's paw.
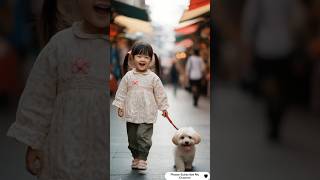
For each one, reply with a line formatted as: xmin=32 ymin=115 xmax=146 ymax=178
xmin=175 ymin=165 xmax=185 ymax=172
xmin=185 ymin=164 xmax=193 ymax=171
xmin=176 ymin=168 xmax=185 ymax=172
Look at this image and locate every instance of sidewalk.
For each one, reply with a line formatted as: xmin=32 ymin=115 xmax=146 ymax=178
xmin=212 ymin=84 xmax=320 ymax=180
xmin=110 ymin=86 xmax=211 ymax=180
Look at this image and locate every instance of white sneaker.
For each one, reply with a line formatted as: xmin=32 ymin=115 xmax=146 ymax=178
xmin=136 ymin=160 xmax=147 ymax=170
xmin=131 ymin=159 xmax=139 ymax=169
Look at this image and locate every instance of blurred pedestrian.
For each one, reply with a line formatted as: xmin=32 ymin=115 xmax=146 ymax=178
xmin=186 ymin=49 xmax=206 ymax=107
xmin=242 ymin=0 xmax=306 ymax=141
xmin=170 ymin=59 xmax=179 ymax=96
xmin=111 ymin=41 xmax=121 ymax=80
xmin=112 ymin=41 xmax=169 ymax=170
xmin=7 ymin=0 xmax=110 ymax=179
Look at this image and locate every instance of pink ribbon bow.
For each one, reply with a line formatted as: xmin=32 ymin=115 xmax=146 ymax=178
xmin=132 ymin=80 xmax=139 ymax=85
xmin=72 ymin=58 xmax=90 ymax=74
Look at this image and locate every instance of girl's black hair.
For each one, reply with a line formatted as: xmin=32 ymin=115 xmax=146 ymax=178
xmin=122 ymin=53 xmax=130 ymax=76
xmin=122 ymin=41 xmax=161 ymax=77
xmin=154 ymin=53 xmax=161 ymax=76
xmin=39 ymin=0 xmax=58 ymax=47
xmin=131 ymin=42 xmax=154 ymax=58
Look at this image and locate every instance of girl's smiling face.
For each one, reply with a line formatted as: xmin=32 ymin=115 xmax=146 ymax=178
xmin=133 ymin=54 xmax=152 ymax=72
xmin=130 ymin=42 xmax=154 ymax=72
xmin=78 ymin=0 xmax=110 ymax=33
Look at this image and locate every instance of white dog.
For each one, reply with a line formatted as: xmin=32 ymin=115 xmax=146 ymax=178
xmin=172 ymin=127 xmax=201 ymax=171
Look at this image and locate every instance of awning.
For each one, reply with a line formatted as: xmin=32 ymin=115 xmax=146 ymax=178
xmin=188 ymin=0 xmax=210 ymax=10
xmin=112 ymin=0 xmax=149 ymax=21
xmin=175 ymin=17 xmax=204 ymax=29
xmin=175 ymin=17 xmax=203 ymax=36
xmin=114 ymin=15 xmax=153 ymax=34
xmin=175 ymin=24 xmax=199 ymax=36
xmin=180 ymin=2 xmax=210 ymax=22
xmin=175 ymin=38 xmax=193 ymax=48
xmin=176 ymin=34 xmax=190 ymax=42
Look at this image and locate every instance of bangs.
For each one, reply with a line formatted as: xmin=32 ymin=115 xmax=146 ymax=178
xmin=131 ymin=42 xmax=153 ymax=58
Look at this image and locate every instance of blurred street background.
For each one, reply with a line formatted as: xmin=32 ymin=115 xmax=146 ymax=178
xmin=213 ymin=0 xmax=320 ymax=179
xmin=1 ymin=1 xmax=43 ymax=179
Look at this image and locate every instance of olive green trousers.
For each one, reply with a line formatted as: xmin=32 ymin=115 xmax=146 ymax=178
xmin=126 ymin=122 xmax=153 ymax=160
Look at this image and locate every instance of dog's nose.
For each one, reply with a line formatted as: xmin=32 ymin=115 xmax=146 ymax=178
xmin=185 ymin=142 xmax=189 ymax=145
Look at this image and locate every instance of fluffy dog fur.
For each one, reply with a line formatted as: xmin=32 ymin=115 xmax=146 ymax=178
xmin=172 ymin=127 xmax=201 ymax=171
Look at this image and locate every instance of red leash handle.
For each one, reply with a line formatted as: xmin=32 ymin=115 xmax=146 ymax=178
xmin=164 ymin=114 xmax=179 ymax=130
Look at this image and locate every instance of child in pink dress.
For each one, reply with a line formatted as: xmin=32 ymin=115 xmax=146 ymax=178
xmin=112 ymin=41 xmax=169 ymax=170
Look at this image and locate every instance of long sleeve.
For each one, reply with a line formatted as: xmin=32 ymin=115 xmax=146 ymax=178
xmin=153 ymin=77 xmax=169 ymax=111
xmin=112 ymin=75 xmax=128 ymax=109
xmin=7 ymin=40 xmax=57 ymax=150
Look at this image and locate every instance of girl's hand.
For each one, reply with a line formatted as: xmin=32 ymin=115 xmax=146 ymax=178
xmin=162 ymin=110 xmax=168 ymax=117
xmin=118 ymin=108 xmax=124 ymax=117
xmin=26 ymin=146 xmax=42 ymax=176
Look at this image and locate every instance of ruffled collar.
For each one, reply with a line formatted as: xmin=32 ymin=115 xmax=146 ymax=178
xmin=132 ymin=68 xmax=151 ymax=75
xmin=72 ymin=21 xmax=108 ymax=40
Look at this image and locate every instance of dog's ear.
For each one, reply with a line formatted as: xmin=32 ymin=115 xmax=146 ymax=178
xmin=193 ymin=131 xmax=201 ymax=144
xmin=187 ymin=127 xmax=201 ymax=144
xmin=172 ymin=131 xmax=180 ymax=145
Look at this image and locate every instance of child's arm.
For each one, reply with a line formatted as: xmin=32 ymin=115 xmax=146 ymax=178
xmin=112 ymin=75 xmax=128 ymax=115
xmin=7 ymin=40 xmax=57 ymax=150
xmin=153 ymin=77 xmax=169 ymax=112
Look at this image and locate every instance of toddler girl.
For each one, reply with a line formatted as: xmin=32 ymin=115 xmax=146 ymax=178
xmin=112 ymin=41 xmax=169 ymax=170
xmin=7 ymin=0 xmax=110 ymax=179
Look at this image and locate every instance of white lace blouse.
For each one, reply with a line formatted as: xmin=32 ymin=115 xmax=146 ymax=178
xmin=112 ymin=69 xmax=169 ymax=124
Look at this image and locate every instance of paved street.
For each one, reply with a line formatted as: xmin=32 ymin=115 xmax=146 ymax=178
xmin=110 ymin=85 xmax=211 ymax=180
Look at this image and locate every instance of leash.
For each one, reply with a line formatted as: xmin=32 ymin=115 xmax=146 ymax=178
xmin=163 ymin=113 xmax=179 ymax=130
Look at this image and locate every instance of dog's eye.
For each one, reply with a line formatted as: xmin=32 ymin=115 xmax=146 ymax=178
xmin=189 ymin=136 xmax=192 ymax=139
xmin=180 ymin=136 xmax=184 ymax=139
